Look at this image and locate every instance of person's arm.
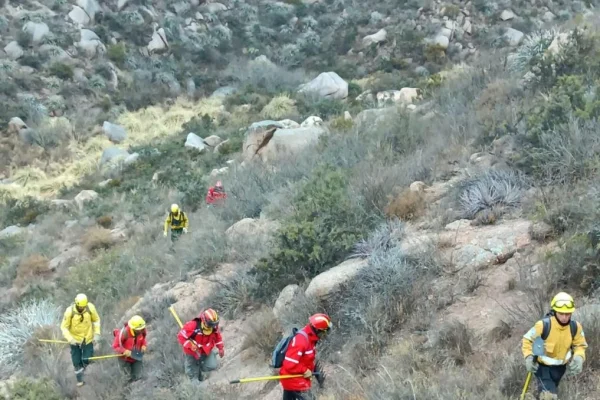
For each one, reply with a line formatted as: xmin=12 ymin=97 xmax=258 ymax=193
xmin=114 ymin=328 xmax=127 ymax=354
xmin=281 ymin=334 xmax=308 ymax=375
xmin=178 ymin=321 xmax=199 ymax=351
xmin=89 ymin=304 xmax=101 ymax=335
xmin=215 ymin=329 xmax=224 ymax=352
xmin=164 ymin=214 xmax=171 ymax=234
xmin=522 ymin=321 xmax=543 ymax=358
xmin=183 ymin=212 xmax=189 ymax=229
xmin=60 ymin=307 xmax=75 ymax=343
xmin=573 ymin=322 xmax=588 ymax=360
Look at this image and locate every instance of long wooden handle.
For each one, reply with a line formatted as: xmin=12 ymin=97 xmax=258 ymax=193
xmin=38 ymin=339 xmax=69 ymax=344
xmin=520 ymin=372 xmax=533 ymax=400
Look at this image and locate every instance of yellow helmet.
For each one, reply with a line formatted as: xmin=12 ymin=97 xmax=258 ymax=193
xmin=128 ymin=315 xmax=146 ymax=331
xmin=171 ymin=204 xmax=179 ymax=213
xmin=551 ymin=292 xmax=575 ymax=314
xmin=74 ymin=293 xmax=88 ymax=308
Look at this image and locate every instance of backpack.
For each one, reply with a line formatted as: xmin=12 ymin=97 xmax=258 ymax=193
xmin=271 ymin=328 xmax=308 ymax=368
xmin=541 ymin=313 xmax=578 ymax=341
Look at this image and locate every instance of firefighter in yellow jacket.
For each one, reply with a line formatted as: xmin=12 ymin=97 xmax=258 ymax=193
xmin=163 ymin=203 xmax=188 ymax=242
xmin=61 ymin=293 xmax=101 ymax=387
xmin=522 ymin=292 xmax=587 ymax=399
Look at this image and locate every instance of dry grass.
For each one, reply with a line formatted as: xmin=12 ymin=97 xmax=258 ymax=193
xmin=260 ymin=94 xmax=297 ymax=119
xmin=5 ymin=97 xmax=225 ymax=199
xmin=240 ymin=308 xmax=281 ymax=361
xmin=384 ymin=188 xmax=426 ymax=220
xmin=83 ymin=227 xmax=115 ymax=252
xmin=96 ymin=215 xmax=113 ymax=228
xmin=15 ymin=254 xmax=51 ymax=286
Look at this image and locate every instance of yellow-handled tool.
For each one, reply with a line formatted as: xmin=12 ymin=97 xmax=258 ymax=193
xmin=230 ymin=373 xmax=321 ymax=384
xmin=520 ymin=337 xmax=545 ymax=400
xmin=169 ymin=305 xmax=184 ymax=329
xmin=85 ymin=354 xmax=125 ymax=361
xmin=38 ymin=339 xmax=69 ymax=344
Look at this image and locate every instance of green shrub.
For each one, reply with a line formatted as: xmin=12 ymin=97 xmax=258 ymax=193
xmin=4 ymin=377 xmax=63 ymax=400
xmin=107 ymin=42 xmax=127 ymax=66
xmin=16 ymin=30 xmax=31 ymax=48
xmin=0 ymin=196 xmax=50 ymax=227
xmin=252 ymin=165 xmax=373 ymax=298
xmin=48 ymin=62 xmax=74 ymax=80
xmin=294 ymin=93 xmax=345 ymax=119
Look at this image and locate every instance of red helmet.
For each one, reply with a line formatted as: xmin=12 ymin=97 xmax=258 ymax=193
xmin=199 ymin=308 xmax=219 ymax=328
xmin=309 ymin=313 xmax=332 ymax=332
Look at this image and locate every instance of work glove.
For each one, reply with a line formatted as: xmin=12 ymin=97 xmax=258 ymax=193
xmin=93 ymin=334 xmax=102 ymax=344
xmin=141 ymin=346 xmax=147 ymax=353
xmin=302 ymin=369 xmax=312 ymax=379
xmin=163 ymin=232 xmax=168 ymax=237
xmin=525 ymin=356 xmax=538 ymax=373
xmin=567 ymin=355 xmax=584 ymax=376
xmin=218 ymin=348 xmax=224 ymax=358
xmin=187 ymin=342 xmax=198 ymax=352
xmin=183 ymin=228 xmax=188 ymax=234
xmin=123 ymin=350 xmax=132 ymax=358
xmin=69 ymin=339 xmax=78 ymax=346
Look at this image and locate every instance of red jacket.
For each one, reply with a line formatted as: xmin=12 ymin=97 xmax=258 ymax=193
xmin=279 ymin=325 xmax=318 ymax=392
xmin=112 ymin=323 xmax=147 ymax=363
xmin=177 ymin=319 xmax=224 ymax=360
xmin=206 ymin=187 xmax=227 ymax=205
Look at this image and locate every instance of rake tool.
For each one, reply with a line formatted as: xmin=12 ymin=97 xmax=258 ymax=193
xmin=229 ymin=372 xmax=321 ymax=384
xmin=38 ymin=339 xmax=70 ymax=344
xmin=520 ymin=337 xmax=545 ymax=400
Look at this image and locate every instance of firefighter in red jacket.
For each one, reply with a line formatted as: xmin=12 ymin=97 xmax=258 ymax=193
xmin=206 ymin=180 xmax=227 ymax=206
xmin=177 ymin=308 xmax=225 ymax=381
xmin=279 ymin=313 xmax=332 ymax=400
xmin=112 ymin=315 xmax=147 ymax=382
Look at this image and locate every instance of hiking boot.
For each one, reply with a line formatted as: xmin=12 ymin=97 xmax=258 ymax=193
xmin=76 ymin=382 xmax=85 ymax=387
xmin=539 ymin=393 xmax=558 ymax=400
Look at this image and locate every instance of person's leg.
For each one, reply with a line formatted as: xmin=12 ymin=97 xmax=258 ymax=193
xmin=171 ymin=229 xmax=183 ymax=242
xmin=535 ymin=365 xmax=559 ymax=398
xmin=184 ymin=354 xmax=200 ymax=380
xmin=81 ymin=342 xmax=94 ymax=368
xmin=202 ymin=349 xmax=218 ymax=371
xmin=70 ymin=344 xmax=85 ymax=385
xmin=131 ymin=361 xmax=143 ymax=381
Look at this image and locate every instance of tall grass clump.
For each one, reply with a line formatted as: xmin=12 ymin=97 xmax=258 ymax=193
xmin=0 ymin=299 xmax=61 ymax=376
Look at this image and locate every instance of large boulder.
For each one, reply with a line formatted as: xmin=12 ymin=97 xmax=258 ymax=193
xmin=77 ymin=0 xmax=101 ymax=20
xmin=305 ymin=258 xmax=368 ymax=300
xmin=376 ymin=88 xmax=421 ymax=107
xmin=117 ymin=0 xmax=130 ymax=10
xmin=202 ymin=2 xmax=228 ymax=13
xmin=244 ymin=126 xmax=327 ymax=163
xmin=0 ymin=226 xmax=24 ymax=239
xmin=273 ymin=284 xmax=304 ymax=319
xmin=504 ymin=28 xmax=524 ymax=46
xmin=225 ymin=218 xmax=279 ymax=241
xmin=247 ymin=119 xmax=299 ymax=133
xmin=8 ymin=117 xmax=27 ymax=135
xmin=69 ymin=6 xmax=90 ymax=26
xmin=23 ymin=22 xmax=50 ymax=44
xmin=74 ymin=190 xmax=98 ymax=210
xmin=362 ymin=29 xmax=387 ymax=46
xmin=184 ymin=133 xmax=206 ymax=152
xmin=100 ymin=147 xmax=130 ymax=167
xmin=102 ymin=121 xmax=127 ymax=143
xmin=148 ymin=27 xmax=168 ymax=53
xmin=78 ymin=29 xmax=106 ymax=58
xmin=298 ymin=72 xmax=348 ymax=100
xmin=203 ymin=135 xmax=223 ymax=147
xmin=4 ymin=41 xmax=24 ymax=60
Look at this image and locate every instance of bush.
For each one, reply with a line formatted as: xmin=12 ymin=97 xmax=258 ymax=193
xmin=107 ymin=42 xmax=127 ymax=67
xmin=48 ymin=62 xmax=74 ymax=80
xmin=260 ymin=95 xmax=297 ymax=119
xmin=0 ymin=196 xmax=50 ymax=227
xmin=252 ymin=165 xmax=374 ymax=299
xmin=96 ymin=215 xmax=113 ymax=228
xmin=83 ymin=227 xmax=115 ymax=252
xmin=384 ymin=188 xmax=426 ymax=221
xmin=15 ymin=254 xmax=50 ymax=286
xmin=455 ymin=169 xmax=529 ymax=219
xmin=0 ymin=299 xmax=61 ymax=376
xmin=5 ymin=377 xmax=63 ymax=400
xmin=433 ymin=321 xmax=474 ymax=366
xmin=240 ymin=309 xmax=281 ymax=360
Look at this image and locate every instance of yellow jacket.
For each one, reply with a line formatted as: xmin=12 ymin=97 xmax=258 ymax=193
xmin=522 ymin=318 xmax=587 ymax=366
xmin=164 ymin=211 xmax=188 ymax=233
xmin=61 ymin=303 xmax=101 ymax=344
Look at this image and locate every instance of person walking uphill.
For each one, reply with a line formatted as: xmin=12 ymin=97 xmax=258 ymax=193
xmin=60 ymin=293 xmax=101 ymax=387
xmin=164 ymin=203 xmax=188 ymax=241
xmin=177 ymin=308 xmax=225 ymax=381
xmin=279 ymin=313 xmax=332 ymax=400
xmin=205 ymin=180 xmax=227 ymax=206
xmin=112 ymin=315 xmax=148 ymax=382
xmin=522 ymin=292 xmax=587 ymax=399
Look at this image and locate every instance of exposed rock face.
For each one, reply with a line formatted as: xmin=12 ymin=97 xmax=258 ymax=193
xmin=298 ymin=72 xmax=348 ymax=100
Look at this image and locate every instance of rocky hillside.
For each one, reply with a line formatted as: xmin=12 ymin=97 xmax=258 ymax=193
xmin=3 ymin=0 xmax=600 ymax=399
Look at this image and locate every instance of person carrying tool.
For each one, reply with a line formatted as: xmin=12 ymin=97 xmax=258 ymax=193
xmin=522 ymin=292 xmax=588 ymax=399
xmin=279 ymin=313 xmax=332 ymax=400
xmin=60 ymin=293 xmax=101 ymax=387
xmin=112 ymin=315 xmax=148 ymax=382
xmin=163 ymin=203 xmax=188 ymax=241
xmin=177 ymin=308 xmax=225 ymax=381
xmin=205 ymin=180 xmax=227 ymax=206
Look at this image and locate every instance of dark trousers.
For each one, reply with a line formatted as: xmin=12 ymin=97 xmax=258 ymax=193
xmin=171 ymin=228 xmax=183 ymax=242
xmin=282 ymin=390 xmax=314 ymax=400
xmin=535 ymin=364 xmax=566 ymax=396
xmin=70 ymin=342 xmax=94 ymax=383
xmin=118 ymin=359 xmax=143 ymax=382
